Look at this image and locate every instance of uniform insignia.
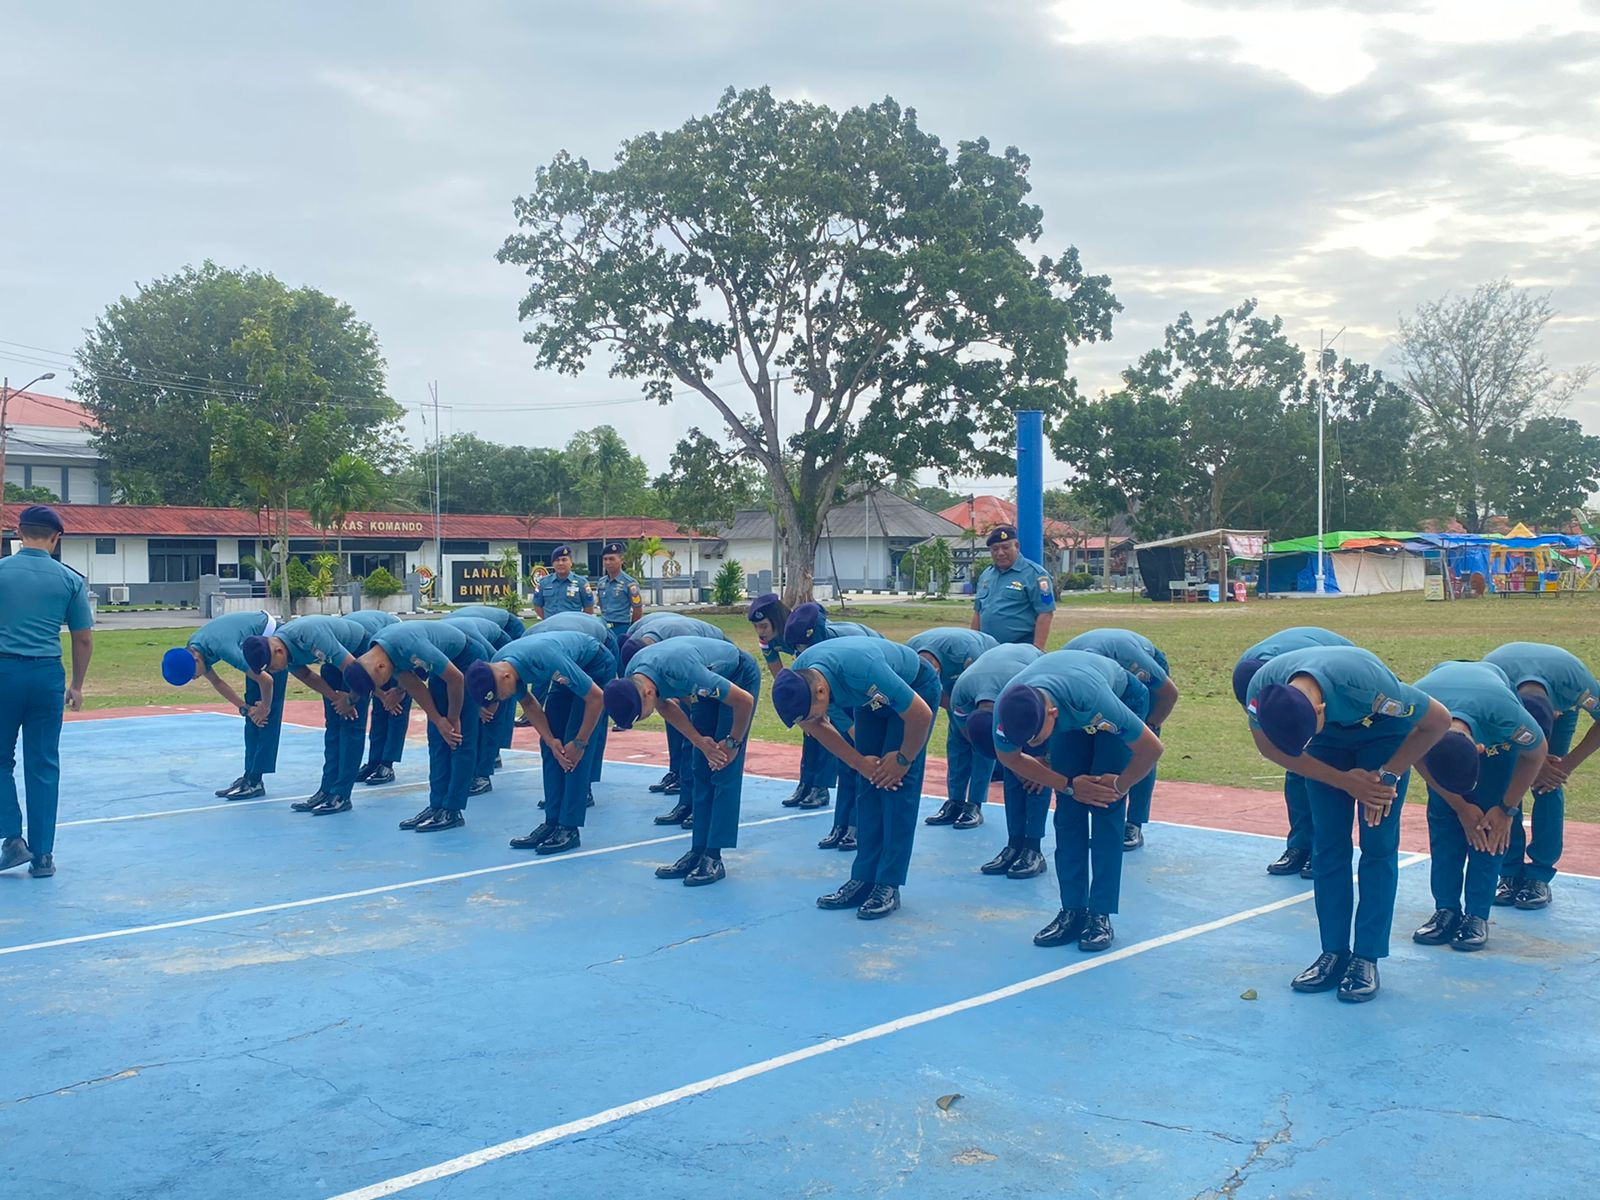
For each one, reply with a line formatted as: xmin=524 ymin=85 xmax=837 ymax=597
xmin=567 ymin=584 xmax=578 ymax=597
xmin=410 ymin=656 xmax=427 ymax=671
xmin=1131 ymin=664 xmax=1151 ymax=683
xmin=1513 ymin=726 xmax=1539 ymax=746
xmin=1039 ymin=577 xmax=1052 ymax=593
xmin=1372 ymin=693 xmax=1413 ymax=718
xmin=553 ymin=672 xmax=569 ymax=686
xmin=865 ymin=685 xmax=889 ymax=711
xmin=697 ymin=686 xmax=722 ymax=700
xmin=1582 ymin=692 xmax=1598 ymax=712
xmin=1007 ymin=580 xmax=1024 ymax=591
xmin=1246 ymin=700 xmax=1258 ymax=716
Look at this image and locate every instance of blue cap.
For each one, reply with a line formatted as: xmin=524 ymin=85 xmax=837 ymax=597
xmin=1232 ymin=657 xmax=1267 ymax=706
xmin=16 ymin=504 xmax=64 ymax=533
xmin=465 ymin=661 xmax=499 ymax=704
xmin=1254 ymin=684 xmax=1317 ymax=756
xmin=619 ymin=636 xmax=647 ymax=673
xmin=162 ymin=647 xmax=197 ymax=687
xmin=602 ymin=540 xmax=626 ymax=556
xmin=965 ymin=709 xmax=997 ymax=758
xmin=747 ymin=593 xmax=784 ymax=625
xmin=996 ymin=684 xmax=1046 ymax=747
xmin=242 ymin=635 xmax=273 ymax=673
xmin=986 ymin=524 xmax=1017 ymax=547
xmin=342 ymin=659 xmax=376 ymax=697
xmin=551 ymin=544 xmax=572 ymax=561
xmin=604 ymin=678 xmax=642 ymax=729
xmin=1519 ymin=692 xmax=1556 ymax=741
xmin=772 ymin=669 xmax=812 ymax=727
xmin=784 ymin=602 xmax=827 ymax=649
xmin=1425 ymin=731 xmax=1481 ymax=796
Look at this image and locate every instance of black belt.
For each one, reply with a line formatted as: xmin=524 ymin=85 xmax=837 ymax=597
xmin=0 ymin=652 xmax=56 ymax=661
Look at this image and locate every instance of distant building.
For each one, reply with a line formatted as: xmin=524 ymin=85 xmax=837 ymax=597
xmin=1 ymin=390 xmax=109 ymax=504
xmin=934 ymin=495 xmax=1134 ymax=578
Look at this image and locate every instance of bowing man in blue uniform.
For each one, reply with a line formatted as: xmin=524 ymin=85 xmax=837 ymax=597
xmin=1413 ymin=661 xmax=1551 ymax=953
xmin=451 ymin=603 xmax=526 ymax=640
xmin=620 ymin=613 xmax=730 ymax=826
xmin=1247 ymin=645 xmax=1450 ymax=1002
xmin=445 ymin=613 xmax=516 ymax=794
xmin=0 ymin=505 xmax=93 ymax=879
xmin=1232 ymin=626 xmax=1354 ymax=877
xmin=594 ymin=540 xmax=644 ymax=642
xmin=773 ymin=638 xmax=940 ymax=920
xmin=345 ymin=610 xmax=409 ymax=787
xmin=970 ymin=524 xmax=1054 ymax=649
xmin=529 ymin=611 xmax=618 ymax=792
xmin=604 ymin=635 xmax=759 ymax=887
xmin=908 ymin=627 xmax=998 ymax=830
xmin=532 ymin=545 xmax=595 ymax=619
xmin=952 ymin=643 xmax=1046 ymax=878
xmin=994 ymin=650 xmax=1163 ymax=953
xmin=161 ymin=609 xmax=286 ymax=800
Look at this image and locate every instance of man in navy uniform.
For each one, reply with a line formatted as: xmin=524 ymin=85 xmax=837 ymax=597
xmin=451 ymin=603 xmax=526 ymax=640
xmin=1247 ymin=646 xmax=1450 ymax=1002
xmin=594 ymin=540 xmax=643 ymax=642
xmin=442 ymin=613 xmax=517 ymax=795
xmin=0 ymin=505 xmax=93 ymax=878
xmin=346 ymin=610 xmax=409 ymax=787
xmin=161 ymin=610 xmax=286 ymax=799
xmin=970 ymin=524 xmax=1054 ymax=650
xmin=1232 ymin=626 xmax=1354 ymax=877
xmin=952 ymin=643 xmax=1046 ymax=878
xmin=908 ymin=627 xmax=998 ymax=830
xmin=532 ymin=545 xmax=595 ymax=619
xmin=620 ymin=613 xmax=730 ymax=826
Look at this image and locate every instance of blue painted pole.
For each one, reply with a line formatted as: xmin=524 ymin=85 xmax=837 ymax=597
xmin=1016 ymin=410 xmax=1044 ymax=569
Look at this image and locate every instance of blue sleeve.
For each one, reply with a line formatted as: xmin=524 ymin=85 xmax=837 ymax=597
xmin=1097 ymin=691 xmax=1146 ymax=745
xmin=413 ymin=640 xmax=451 ymax=676
xmin=554 ymin=654 xmax=596 ymax=697
xmin=866 ymin=664 xmax=916 ymax=715
xmin=65 ymin=576 xmax=94 ymax=632
xmin=683 ymin=664 xmax=735 ymax=701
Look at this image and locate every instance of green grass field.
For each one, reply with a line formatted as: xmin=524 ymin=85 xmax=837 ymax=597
xmin=80 ymin=591 xmax=1600 ymax=821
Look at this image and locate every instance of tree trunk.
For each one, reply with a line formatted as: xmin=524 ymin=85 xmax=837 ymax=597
xmin=780 ymin=519 xmax=817 ymax=606
xmin=278 ymin=494 xmax=291 ymax=617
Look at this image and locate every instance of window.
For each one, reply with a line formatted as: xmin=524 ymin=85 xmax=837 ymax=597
xmin=148 ymin=538 xmax=218 ymax=583
xmin=348 ymin=552 xmax=406 ymax=579
xmin=95 ymin=538 xmax=116 ymax=555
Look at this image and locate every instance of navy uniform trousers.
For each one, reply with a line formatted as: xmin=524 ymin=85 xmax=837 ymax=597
xmin=1125 ymin=649 xmax=1168 ymax=827
xmin=319 ymin=664 xmax=371 ymax=800
xmin=1049 ymin=681 xmax=1149 ymax=915
xmin=1303 ymin=724 xmax=1410 ymax=960
xmin=0 ymin=656 xmax=66 ymax=856
xmin=1502 ymin=708 xmax=1575 ymax=885
xmin=1282 ymin=771 xmax=1314 ymax=855
xmin=1428 ymin=747 xmax=1518 ymax=920
xmin=946 ymin=708 xmax=992 ymax=811
xmin=799 ymin=731 xmax=841 ymax=794
xmin=476 ymin=699 xmax=515 ymax=779
xmin=821 ymin=727 xmax=859 ymax=833
xmin=684 ymin=654 xmax=762 ymax=851
xmin=849 ymin=662 xmax=943 ymax=888
xmin=540 ymin=649 xmax=616 ymax=828
xmin=244 ymin=668 xmax=288 ymax=778
xmin=366 ymin=683 xmax=412 ymax=766
xmin=426 ymin=675 xmax=481 ymax=813
xmin=665 ymin=723 xmax=692 ymax=788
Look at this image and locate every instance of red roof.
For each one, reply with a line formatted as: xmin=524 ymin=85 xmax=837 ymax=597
xmin=936 ymin=494 xmax=1083 ymax=548
xmin=1 ymin=390 xmax=97 ymax=430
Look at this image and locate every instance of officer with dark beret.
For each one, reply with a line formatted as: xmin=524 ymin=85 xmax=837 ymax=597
xmin=532 ymin=545 xmax=595 ymax=619
xmin=908 ymin=627 xmax=998 ymax=830
xmin=594 ymin=540 xmax=644 ymax=642
xmin=0 ymin=505 xmax=93 ymax=878
xmin=971 ymin=525 xmax=1054 ymax=650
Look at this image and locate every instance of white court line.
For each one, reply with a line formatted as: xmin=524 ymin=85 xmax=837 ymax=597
xmin=0 ymin=812 xmax=824 ymax=959
xmin=328 ymin=853 xmax=1431 ymax=1200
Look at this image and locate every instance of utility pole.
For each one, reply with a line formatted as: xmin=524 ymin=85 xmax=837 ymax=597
xmin=1314 ymin=328 xmax=1344 ymax=595
xmin=429 ymin=381 xmax=443 ymax=590
xmin=1 ymin=373 xmax=58 ymax=510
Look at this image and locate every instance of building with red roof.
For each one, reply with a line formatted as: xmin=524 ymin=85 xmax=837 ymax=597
xmin=0 ymin=390 xmax=106 ymax=504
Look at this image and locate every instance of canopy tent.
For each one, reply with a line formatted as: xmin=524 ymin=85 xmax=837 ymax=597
xmin=1260 ymin=530 xmax=1423 ymax=596
xmin=1134 ymin=528 xmax=1267 ymax=602
xmin=1409 ymin=531 xmax=1595 ymax=596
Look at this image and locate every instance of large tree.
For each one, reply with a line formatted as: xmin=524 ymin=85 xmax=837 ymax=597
xmin=652 ymin=427 xmax=767 ymax=529
xmin=1492 ymin=417 xmax=1600 ymax=530
xmin=498 ymin=87 xmax=1117 ymax=603
xmin=1317 ymin=358 xmax=1431 ymax=530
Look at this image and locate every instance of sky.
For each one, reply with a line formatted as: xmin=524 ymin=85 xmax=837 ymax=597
xmin=3 ymin=0 xmax=1598 ymax=496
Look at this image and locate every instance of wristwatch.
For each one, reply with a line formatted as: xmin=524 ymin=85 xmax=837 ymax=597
xmin=573 ymin=737 xmax=588 ymax=749
xmin=894 ymin=752 xmax=911 ymax=768
xmin=1378 ymin=769 xmax=1401 ymax=788
xmin=1499 ymin=801 xmax=1521 ymax=816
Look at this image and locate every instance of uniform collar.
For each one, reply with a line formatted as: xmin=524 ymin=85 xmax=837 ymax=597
xmin=16 ymin=547 xmax=49 ymax=557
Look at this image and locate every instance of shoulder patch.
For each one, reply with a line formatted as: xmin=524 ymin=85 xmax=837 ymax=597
xmin=1582 ymin=692 xmax=1598 ymax=712
xmin=1039 ymin=576 xmax=1052 ymax=594
xmin=1513 ymin=726 xmax=1539 ymax=746
xmin=1085 ymin=712 xmax=1120 ymax=735
xmin=1372 ymin=693 xmax=1414 ymax=719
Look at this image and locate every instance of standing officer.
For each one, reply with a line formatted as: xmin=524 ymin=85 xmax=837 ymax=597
xmin=1064 ymin=628 xmax=1180 ymax=851
xmin=993 ymin=650 xmax=1164 ymax=953
xmin=604 ymin=635 xmax=760 ymax=887
xmin=595 ymin=540 xmax=643 ymax=643
xmin=345 ymin=610 xmax=409 ymax=787
xmin=970 ymin=524 xmax=1054 ymax=650
xmin=908 ymin=627 xmax=998 ymax=830
xmin=951 ymin=643 xmax=1045 ymax=878
xmin=772 ymin=637 xmax=941 ymax=921
xmin=1246 ymin=645 xmax=1450 ymax=1002
xmin=1481 ymin=641 xmax=1600 ymax=911
xmin=0 ymin=505 xmax=93 ymax=879
xmin=161 ymin=609 xmax=286 ymax=799
xmin=532 ymin=545 xmax=595 ymax=619
xmin=451 ymin=603 xmax=526 ymax=640
xmin=1413 ymin=661 xmax=1551 ymax=953
xmin=1232 ymin=626 xmax=1354 ymax=877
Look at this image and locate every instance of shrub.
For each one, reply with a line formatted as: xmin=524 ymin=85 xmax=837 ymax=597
xmin=712 ymin=559 xmax=744 ymax=606
xmin=285 ymin=556 xmax=316 ymax=600
xmin=362 ymin=566 xmax=404 ymax=598
xmin=1058 ymin=571 xmax=1095 ymax=592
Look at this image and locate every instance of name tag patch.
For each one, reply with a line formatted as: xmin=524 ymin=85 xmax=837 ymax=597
xmin=1085 ymin=712 xmax=1119 ymax=735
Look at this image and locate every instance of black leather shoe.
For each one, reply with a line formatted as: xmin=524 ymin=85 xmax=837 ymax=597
xmin=1413 ymin=907 xmax=1462 ymax=945
xmin=364 ymin=765 xmax=396 ymax=786
xmin=925 ymin=799 xmax=962 ymax=826
xmin=356 ymin=763 xmax=377 ymax=782
xmin=310 ymin=794 xmax=352 ymax=815
xmin=680 ymin=812 xmax=693 ymax=829
xmin=537 ymin=798 xmax=546 ymax=809
xmin=857 ymin=884 xmax=900 ymax=919
xmin=661 ymin=773 xmax=681 ymax=796
xmin=28 ymin=854 xmax=55 ymax=878
xmin=215 ymin=776 xmax=247 ymax=798
xmin=685 ymin=857 xmax=726 ymax=887
xmin=649 ymin=771 xmax=678 ymax=794
xmin=1291 ymin=951 xmax=1350 ymax=993
xmin=1268 ymin=847 xmax=1311 ymax=876
xmin=0 ymin=837 xmax=30 ymax=872
xmin=399 ymin=807 xmax=436 ymax=830
xmin=1078 ymin=913 xmax=1115 ymax=951
xmin=1494 ymin=877 xmax=1521 ymax=906
xmin=469 ymin=777 xmax=493 ymax=796
xmin=817 ymin=879 xmax=870 ymax=909
xmin=817 ymin=825 xmax=848 ymax=850
xmin=1451 ymin=915 xmax=1489 ymax=951
xmin=781 ymin=782 xmax=809 ymax=807
xmin=797 ymin=788 xmax=831 ymax=810
xmin=228 ymin=781 xmax=266 ymax=801
xmin=1007 ymin=848 xmax=1047 ymax=879
xmin=656 ymin=849 xmax=702 ymax=878
xmin=494 ymin=755 xmax=503 ymax=769
xmin=980 ymin=846 xmax=1021 ymax=875
xmin=1337 ymin=956 xmax=1380 ymax=1003
xmin=954 ymin=803 xmax=985 ymax=830
xmin=291 ymin=790 xmax=328 ymax=813
xmin=1515 ymin=880 xmax=1552 ymax=910
xmin=586 ymin=790 xmax=595 ymax=807
xmin=1300 ymin=861 xmax=1314 ymax=880
xmin=510 ymin=821 xmax=557 ymax=849
xmin=1122 ymin=822 xmax=1143 ymax=851
xmin=835 ymin=826 xmax=856 ymax=851
xmin=654 ymin=803 xmax=692 ymax=825
xmin=536 ymin=826 xmax=581 ymax=855
xmin=416 ymin=808 xmax=465 ymax=832
xmin=1034 ymin=908 xmax=1087 ymax=947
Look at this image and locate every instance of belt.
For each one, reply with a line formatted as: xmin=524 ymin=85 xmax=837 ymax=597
xmin=0 ymin=652 xmax=57 ymax=661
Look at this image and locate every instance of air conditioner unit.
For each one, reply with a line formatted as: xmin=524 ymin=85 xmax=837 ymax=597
xmin=108 ymin=586 xmax=131 ymax=604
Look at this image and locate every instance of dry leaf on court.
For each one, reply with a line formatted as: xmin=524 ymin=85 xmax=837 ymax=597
xmin=1240 ymin=988 xmax=1258 ymax=1001
xmin=936 ymin=1093 xmax=963 ymax=1111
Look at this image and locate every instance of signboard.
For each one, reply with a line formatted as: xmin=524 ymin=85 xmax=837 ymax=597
xmin=1424 ymin=576 xmax=1445 ymax=601
xmin=331 ymin=517 xmax=429 ymax=535
xmin=452 ymin=560 xmax=515 ymax=603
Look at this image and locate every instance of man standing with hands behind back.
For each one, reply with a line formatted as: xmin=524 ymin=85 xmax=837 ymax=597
xmin=971 ymin=524 xmax=1054 ymax=650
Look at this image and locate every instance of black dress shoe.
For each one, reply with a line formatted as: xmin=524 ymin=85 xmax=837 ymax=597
xmin=835 ymin=826 xmax=856 ymax=851
xmin=356 ymin=763 xmax=377 ymax=782
xmin=980 ymin=845 xmax=1021 ymax=875
xmin=648 ymin=771 xmax=677 ymax=794
xmin=1034 ymin=908 xmax=1087 ymax=947
xmin=681 ymin=812 xmax=693 ymax=829
xmin=1006 ymin=848 xmax=1047 ymax=879
xmin=1337 ymin=956 xmax=1380 ymax=1003
xmin=215 ymin=776 xmax=247 ymax=798
xmin=586 ymin=790 xmax=595 ymax=807
xmin=416 ymin=808 xmax=465 ymax=832
xmin=660 ymin=773 xmax=681 ymax=796
xmin=817 ymin=879 xmax=870 ymax=909
xmin=797 ymin=788 xmax=831 ymax=810
xmin=1300 ymin=861 xmax=1314 ymax=880
xmin=537 ymin=797 xmax=546 ymax=809
xmin=510 ymin=821 xmax=557 ymax=849
xmin=494 ymin=755 xmax=503 ymax=769
xmin=954 ymin=804 xmax=985 ymax=830
xmin=228 ymin=781 xmax=266 ymax=801
xmin=1451 ymin=915 xmax=1489 ymax=951
xmin=1413 ymin=907 xmax=1461 ymax=945
xmin=685 ymin=857 xmax=726 ymax=887
xmin=1267 ymin=847 xmax=1311 ymax=876
xmin=1515 ymin=880 xmax=1552 ymax=910
xmin=1494 ymin=877 xmax=1521 ymax=906
xmin=781 ymin=782 xmax=809 ymax=807
xmin=925 ymin=799 xmax=962 ymax=826
xmin=1122 ymin=822 xmax=1143 ymax=851
xmin=28 ymin=854 xmax=55 ymax=878
xmin=0 ymin=837 xmax=30 ymax=872
xmin=654 ymin=802 xmax=692 ymax=825
xmin=817 ymin=825 xmax=848 ymax=850
xmin=469 ymin=777 xmax=493 ymax=796
xmin=656 ymin=849 xmax=702 ymax=879
xmin=399 ymin=807 xmax=437 ymax=830
xmin=1078 ymin=913 xmax=1114 ymax=951
xmin=364 ymin=765 xmax=396 ymax=786
xmin=536 ymin=826 xmax=581 ymax=855
xmin=857 ymin=884 xmax=900 ymax=919
xmin=310 ymin=794 xmax=352 ymax=815
xmin=291 ymin=790 xmax=329 ymax=813
xmin=1291 ymin=951 xmax=1350 ymax=993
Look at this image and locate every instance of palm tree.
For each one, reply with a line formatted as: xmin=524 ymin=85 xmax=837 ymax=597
xmin=306 ymin=454 xmax=385 ymax=582
xmin=637 ymin=535 xmax=666 ymax=580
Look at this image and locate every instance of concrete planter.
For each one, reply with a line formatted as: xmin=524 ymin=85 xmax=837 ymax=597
xmin=294 ymin=596 xmax=353 ymax=616
xmin=367 ymin=594 xmax=415 ymax=613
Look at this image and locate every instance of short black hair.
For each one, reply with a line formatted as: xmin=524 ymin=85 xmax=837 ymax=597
xmin=17 ymin=523 xmax=56 ymax=540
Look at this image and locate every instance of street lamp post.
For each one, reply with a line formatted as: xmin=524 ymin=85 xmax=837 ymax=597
xmin=1 ymin=373 xmax=58 ymax=510
xmin=1314 ymin=329 xmax=1343 ymax=596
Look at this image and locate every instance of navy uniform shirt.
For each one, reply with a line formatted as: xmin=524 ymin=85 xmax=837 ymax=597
xmin=763 ymin=617 xmax=884 ymax=666
xmin=973 ymin=555 xmax=1054 ymax=644
xmin=950 ymin=643 xmax=1044 ymax=732
xmin=632 ymin=614 xmax=729 ymax=644
xmin=908 ymin=628 xmax=999 ymax=695
xmin=533 ymin=571 xmax=594 ymax=615
xmin=1237 ymin=626 xmax=1352 ymax=675
xmin=1246 ymin=646 xmax=1429 ymax=733
xmin=278 ymin=616 xmax=370 ymax=669
xmin=445 ymin=614 xmax=513 ymax=651
xmin=188 ymin=611 xmax=273 ymax=674
xmin=594 ymin=569 xmax=643 ymax=624
xmin=496 ymin=630 xmax=612 ymax=698
xmin=374 ymin=621 xmax=491 ymax=677
xmin=528 ymin=612 xmax=611 ymax=643
xmin=791 ymin=639 xmax=926 ymax=715
xmin=1483 ymin=642 xmax=1600 ymax=718
xmin=1065 ymin=628 xmax=1169 ymax=687
xmin=995 ymin=649 xmax=1146 ymax=752
xmin=346 ymin=610 xmax=398 ymax=638
xmin=1416 ymin=661 xmax=1545 ymax=760
xmin=628 ymin=636 xmax=752 ymax=703
xmin=452 ymin=605 xmax=524 ymax=633
xmin=0 ymin=547 xmax=94 ymax=657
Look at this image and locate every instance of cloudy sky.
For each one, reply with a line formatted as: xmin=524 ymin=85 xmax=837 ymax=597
xmin=3 ymin=0 xmax=1597 ymax=493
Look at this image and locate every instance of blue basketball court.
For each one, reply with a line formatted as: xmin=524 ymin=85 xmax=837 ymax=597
xmin=5 ymin=712 xmax=1597 ymax=1198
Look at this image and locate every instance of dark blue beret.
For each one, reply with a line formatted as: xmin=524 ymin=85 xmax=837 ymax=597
xmin=965 ymin=709 xmax=997 ymax=758
xmin=551 ymin=545 xmax=572 ymax=560
xmin=16 ymin=504 xmax=63 ymax=533
xmin=997 ymin=683 xmax=1046 ymax=746
xmin=1425 ymin=731 xmax=1480 ymax=796
xmin=1254 ymin=684 xmax=1317 ymax=756
xmin=986 ymin=524 xmax=1018 ymax=547
xmin=772 ymin=669 xmax=812 ymax=727
xmin=602 ymin=541 xmax=627 ymax=556
xmin=604 ymin=678 xmax=642 ymax=729
xmin=1232 ymin=657 xmax=1267 ymax=706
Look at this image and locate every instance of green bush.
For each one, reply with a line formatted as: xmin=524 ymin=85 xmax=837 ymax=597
xmin=286 ymin=556 xmax=316 ymax=601
xmin=712 ymin=559 xmax=744 ymax=606
xmin=362 ymin=566 xmax=404 ymax=598
xmin=1058 ymin=571 xmax=1095 ymax=592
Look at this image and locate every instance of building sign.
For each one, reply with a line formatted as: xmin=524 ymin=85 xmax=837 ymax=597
xmin=333 ymin=518 xmax=429 ymax=535
xmin=452 ymin=560 xmax=515 ymax=602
